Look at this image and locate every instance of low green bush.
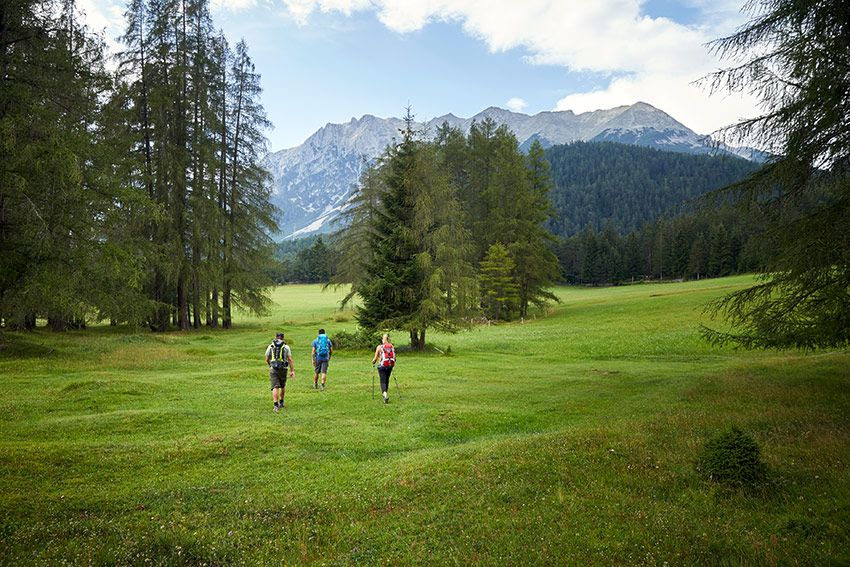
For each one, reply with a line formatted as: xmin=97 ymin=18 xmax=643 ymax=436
xmin=696 ymin=426 xmax=768 ymax=489
xmin=331 ymin=329 xmax=381 ymax=350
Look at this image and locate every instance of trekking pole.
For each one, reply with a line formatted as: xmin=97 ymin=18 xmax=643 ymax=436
xmin=371 ymin=364 xmax=375 ymax=400
xmin=393 ymin=371 xmax=402 ymax=401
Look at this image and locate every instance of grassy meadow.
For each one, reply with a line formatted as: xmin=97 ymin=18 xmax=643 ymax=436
xmin=1 ymin=275 xmax=849 ymax=565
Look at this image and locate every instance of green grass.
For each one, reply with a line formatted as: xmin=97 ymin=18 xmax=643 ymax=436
xmin=1 ymin=275 xmax=849 ymax=565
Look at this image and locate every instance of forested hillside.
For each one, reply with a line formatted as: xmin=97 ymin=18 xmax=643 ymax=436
xmin=545 ymin=142 xmax=760 ymax=237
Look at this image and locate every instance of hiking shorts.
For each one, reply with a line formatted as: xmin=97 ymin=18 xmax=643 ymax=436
xmin=269 ymin=366 xmax=287 ymax=389
xmin=314 ymin=359 xmax=329 ymax=374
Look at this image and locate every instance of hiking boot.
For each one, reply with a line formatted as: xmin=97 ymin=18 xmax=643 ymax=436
xmin=320 ymin=383 xmax=325 ymax=391
xmin=313 ymin=382 xmax=318 ymax=390
xmin=273 ymin=404 xmax=279 ymax=412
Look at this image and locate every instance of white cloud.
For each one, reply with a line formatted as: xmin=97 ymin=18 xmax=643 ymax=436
xmin=282 ymin=0 xmax=371 ymax=24
xmin=555 ymin=73 xmax=760 ymax=136
xmin=281 ymin=0 xmax=712 ymax=74
xmin=278 ymin=0 xmax=761 ymax=134
xmin=505 ymin=97 xmax=527 ymax=113
xmin=76 ymin=0 xmax=125 ymax=57
xmin=212 ymin=0 xmax=259 ymax=11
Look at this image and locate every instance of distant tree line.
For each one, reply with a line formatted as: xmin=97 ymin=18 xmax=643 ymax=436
xmin=555 ymin=207 xmax=769 ymax=285
xmin=0 ymin=0 xmax=276 ymax=331
xmin=268 ymin=235 xmax=340 ymax=284
xmin=332 ymin=113 xmax=560 ymax=349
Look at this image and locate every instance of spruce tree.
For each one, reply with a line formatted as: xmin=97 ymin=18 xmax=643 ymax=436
xmin=356 ymin=112 xmax=423 ymax=342
xmin=480 ymin=243 xmax=519 ymax=321
xmin=350 ymin=111 xmax=477 ymax=349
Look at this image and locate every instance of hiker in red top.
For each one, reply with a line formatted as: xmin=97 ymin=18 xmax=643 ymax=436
xmin=371 ymin=333 xmax=395 ymax=404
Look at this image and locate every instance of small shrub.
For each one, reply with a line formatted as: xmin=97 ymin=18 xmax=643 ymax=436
xmin=333 ymin=312 xmax=350 ymax=323
xmin=696 ymin=426 xmax=768 ymax=489
xmin=331 ymin=329 xmax=381 ymax=350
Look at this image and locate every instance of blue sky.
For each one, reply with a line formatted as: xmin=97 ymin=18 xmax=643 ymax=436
xmin=81 ymin=0 xmax=758 ymax=151
xmin=216 ymin=8 xmax=597 ymax=149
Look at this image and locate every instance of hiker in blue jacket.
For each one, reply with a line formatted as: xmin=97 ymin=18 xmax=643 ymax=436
xmin=311 ymin=328 xmax=333 ymax=390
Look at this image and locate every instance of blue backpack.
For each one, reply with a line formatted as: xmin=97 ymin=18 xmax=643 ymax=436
xmin=316 ymin=334 xmax=330 ymax=359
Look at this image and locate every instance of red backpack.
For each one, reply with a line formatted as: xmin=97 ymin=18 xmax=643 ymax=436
xmin=380 ymin=343 xmax=395 ymax=368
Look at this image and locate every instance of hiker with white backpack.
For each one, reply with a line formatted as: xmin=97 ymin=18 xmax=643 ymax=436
xmin=311 ymin=328 xmax=333 ymax=390
xmin=265 ymin=332 xmax=295 ymax=412
xmin=371 ymin=333 xmax=396 ymax=404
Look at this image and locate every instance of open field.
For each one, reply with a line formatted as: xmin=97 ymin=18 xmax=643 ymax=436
xmin=1 ymin=275 xmax=849 ymax=565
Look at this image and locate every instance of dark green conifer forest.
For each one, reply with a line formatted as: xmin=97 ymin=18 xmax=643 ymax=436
xmin=0 ymin=0 xmax=276 ymax=331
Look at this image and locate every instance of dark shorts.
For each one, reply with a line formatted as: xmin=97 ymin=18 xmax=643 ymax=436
xmin=270 ymin=366 xmax=287 ymax=389
xmin=314 ymin=359 xmax=329 ymax=374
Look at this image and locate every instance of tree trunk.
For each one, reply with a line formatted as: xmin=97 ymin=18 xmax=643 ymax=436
xmin=174 ymin=3 xmax=189 ymax=332
xmin=192 ymin=263 xmax=201 ymax=329
xmin=150 ymin=271 xmax=169 ymax=332
xmin=48 ymin=314 xmax=67 ymax=332
xmin=407 ymin=328 xmax=427 ymax=351
xmin=12 ymin=313 xmax=37 ymax=331
xmin=177 ymin=273 xmax=189 ymax=330
xmin=13 ymin=313 xmax=37 ymax=331
xmin=520 ymin=282 xmax=529 ymax=318
xmin=205 ymin=292 xmax=212 ymax=327
xmin=71 ymin=314 xmax=86 ymax=330
xmin=222 ymin=284 xmax=231 ymax=329
xmin=211 ymin=288 xmax=219 ymax=328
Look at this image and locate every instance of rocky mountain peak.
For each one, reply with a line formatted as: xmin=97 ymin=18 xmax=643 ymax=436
xmin=263 ymin=102 xmax=758 ymax=240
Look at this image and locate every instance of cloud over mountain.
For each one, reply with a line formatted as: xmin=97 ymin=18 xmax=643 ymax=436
xmin=279 ymin=0 xmax=760 ymax=136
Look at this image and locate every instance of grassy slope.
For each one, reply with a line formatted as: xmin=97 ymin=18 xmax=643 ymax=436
xmin=1 ymin=275 xmax=848 ymax=565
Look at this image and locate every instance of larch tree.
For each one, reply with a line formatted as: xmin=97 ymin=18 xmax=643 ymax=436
xmin=702 ymin=0 xmax=850 ymax=349
xmin=220 ymin=38 xmax=277 ymax=328
xmin=328 ymin=155 xmax=387 ymax=307
xmin=510 ymin=139 xmax=560 ymax=318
